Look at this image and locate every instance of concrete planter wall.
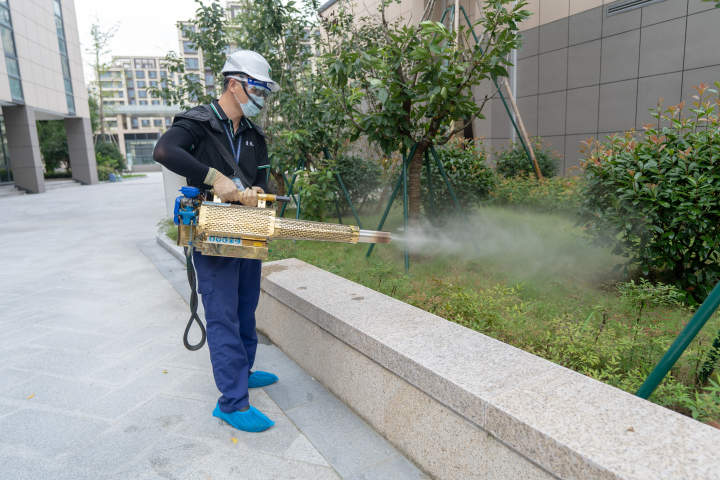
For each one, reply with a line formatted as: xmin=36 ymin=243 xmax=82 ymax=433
xmin=257 ymin=258 xmax=720 ymax=480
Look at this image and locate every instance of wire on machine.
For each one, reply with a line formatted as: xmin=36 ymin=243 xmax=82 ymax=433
xmin=183 ymin=245 xmax=207 ymax=351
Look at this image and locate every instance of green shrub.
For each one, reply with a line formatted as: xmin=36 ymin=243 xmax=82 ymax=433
xmin=580 ymin=83 xmax=720 ymax=301
xmin=495 ymin=138 xmax=560 ymax=178
xmin=293 ymin=167 xmax=338 ymax=221
xmin=489 ymin=175 xmax=583 ymax=213
xmin=420 ymin=138 xmax=495 ymax=220
xmin=95 ymin=141 xmax=125 ymax=171
xmin=334 ymin=153 xmax=382 ymax=213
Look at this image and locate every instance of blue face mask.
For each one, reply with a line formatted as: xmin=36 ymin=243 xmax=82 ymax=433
xmin=233 ymin=89 xmax=264 ymax=117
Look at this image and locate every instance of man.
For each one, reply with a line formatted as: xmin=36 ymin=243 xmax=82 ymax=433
xmin=153 ymin=50 xmax=279 ymax=433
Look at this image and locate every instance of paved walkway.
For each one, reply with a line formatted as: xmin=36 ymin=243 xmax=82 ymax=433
xmin=0 ymin=173 xmax=425 ymax=479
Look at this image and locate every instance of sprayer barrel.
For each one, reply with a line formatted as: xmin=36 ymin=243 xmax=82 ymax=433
xmin=358 ymin=229 xmax=392 ymax=244
xmin=269 ymin=218 xmax=391 ymax=244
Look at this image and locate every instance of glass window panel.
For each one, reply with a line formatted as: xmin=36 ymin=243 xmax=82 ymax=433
xmin=136 ymin=80 xmax=145 ymax=88
xmin=9 ymin=77 xmax=22 ymax=100
xmin=135 ymin=70 xmax=145 ymax=79
xmin=61 ymin=58 xmax=70 ymax=78
xmin=148 ymin=70 xmax=157 ymax=79
xmin=138 ymin=90 xmax=147 ymax=98
xmin=53 ymin=0 xmax=62 ymax=17
xmin=6 ymin=58 xmax=19 ymax=77
xmin=66 ymin=94 xmax=76 ymax=115
xmin=0 ymin=8 xmax=10 ymax=27
xmin=153 ymin=119 xmax=162 ymax=127
xmin=1 ymin=27 xmax=16 ymax=57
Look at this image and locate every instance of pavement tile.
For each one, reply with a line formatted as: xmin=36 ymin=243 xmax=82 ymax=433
xmin=179 ymin=447 xmax=341 ymax=480
xmin=285 ymin=395 xmax=398 ymax=477
xmin=0 ymin=367 xmax=38 ymax=391
xmin=0 ymin=409 xmax=110 ymax=458
xmin=346 ymin=453 xmax=429 ymax=480
xmin=28 ymin=328 xmax=114 ymax=352
xmin=2 ymin=373 xmax=112 ymax=412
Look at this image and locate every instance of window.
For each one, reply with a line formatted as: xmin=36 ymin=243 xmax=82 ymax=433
xmin=53 ymin=0 xmax=74 ymax=114
xmin=135 ymin=70 xmax=145 ymax=79
xmin=165 ymin=117 xmax=172 ymax=126
xmin=131 ymin=118 xmax=138 ymax=129
xmin=149 ymin=80 xmax=157 ymax=87
xmin=151 ymin=99 xmax=160 ymax=105
xmin=183 ymin=41 xmax=197 ymax=54
xmin=136 ymin=80 xmax=146 ymax=88
xmin=148 ymin=70 xmax=157 ymax=79
xmin=160 ymin=71 xmax=167 ymax=79
xmin=127 ymin=89 xmax=135 ymax=98
xmin=139 ymin=100 xmax=148 ymax=105
xmin=184 ymin=58 xmax=199 ymax=71
xmin=117 ymin=90 xmax=123 ymax=98
xmin=138 ymin=90 xmax=147 ymax=98
xmin=141 ymin=119 xmax=150 ymax=127
xmin=126 ymin=80 xmax=134 ymax=88
xmin=134 ymin=58 xmax=156 ymax=69
xmin=153 ymin=119 xmax=162 ymax=127
xmin=204 ymin=72 xmax=215 ymax=85
xmin=0 ymin=2 xmax=22 ymax=102
xmin=129 ymin=99 xmax=136 ymax=105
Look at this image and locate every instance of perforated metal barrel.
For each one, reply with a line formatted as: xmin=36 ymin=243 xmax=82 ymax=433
xmin=272 ymin=218 xmax=359 ymax=243
xmin=197 ymin=202 xmax=275 ymax=239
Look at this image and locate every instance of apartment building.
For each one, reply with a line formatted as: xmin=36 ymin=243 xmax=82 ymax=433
xmin=319 ymin=0 xmax=720 ymax=174
xmin=96 ymin=1 xmax=244 ymax=171
xmin=0 ymin=0 xmax=96 ymax=193
xmin=98 ymin=55 xmax=180 ymax=170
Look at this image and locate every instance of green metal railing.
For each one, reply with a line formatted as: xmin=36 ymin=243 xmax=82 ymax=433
xmin=636 ymin=280 xmax=720 ymax=399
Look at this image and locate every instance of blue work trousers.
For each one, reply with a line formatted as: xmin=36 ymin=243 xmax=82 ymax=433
xmin=193 ymin=252 xmax=261 ymax=413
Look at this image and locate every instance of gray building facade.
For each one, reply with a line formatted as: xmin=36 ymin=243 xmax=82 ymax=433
xmin=0 ymin=0 xmax=96 ymax=193
xmin=488 ymin=0 xmax=720 ymax=174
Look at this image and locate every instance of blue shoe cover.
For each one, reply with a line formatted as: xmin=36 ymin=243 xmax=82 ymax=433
xmin=213 ymin=403 xmax=274 ymax=432
xmin=248 ymin=370 xmax=279 ymax=388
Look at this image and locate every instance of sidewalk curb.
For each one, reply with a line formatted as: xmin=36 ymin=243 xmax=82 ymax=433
xmin=156 ymin=233 xmax=185 ymax=264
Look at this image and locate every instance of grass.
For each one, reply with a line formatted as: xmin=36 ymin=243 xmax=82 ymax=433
xmin=159 ymin=204 xmax=720 ymax=424
xmin=122 ymin=173 xmax=147 ymax=179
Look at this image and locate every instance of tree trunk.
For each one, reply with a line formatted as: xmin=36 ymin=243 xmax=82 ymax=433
xmin=271 ymin=171 xmax=286 ymax=196
xmin=407 ymin=141 xmax=429 ymax=225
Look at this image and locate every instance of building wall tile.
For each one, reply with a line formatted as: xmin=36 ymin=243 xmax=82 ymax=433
xmin=684 ymin=8 xmax=720 ymax=70
xmin=599 ymin=79 xmax=637 ymax=132
xmin=566 ymin=85 xmax=599 ymax=135
xmin=539 ymin=48 xmax=568 ymax=93
xmin=601 ymin=29 xmax=640 ymax=83
xmin=538 ymin=91 xmax=566 ymax=136
xmin=539 ymin=17 xmax=569 ymax=53
xmin=639 ymin=17 xmax=686 ymax=78
xmin=569 ymin=6 xmax=603 ymax=45
xmin=636 ymin=71 xmax=682 ymax=128
xmin=568 ymin=40 xmax=601 ymax=89
xmin=642 ymin=0 xmax=688 ymax=26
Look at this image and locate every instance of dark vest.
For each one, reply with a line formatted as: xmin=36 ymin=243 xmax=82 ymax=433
xmin=173 ymin=104 xmax=267 ymax=189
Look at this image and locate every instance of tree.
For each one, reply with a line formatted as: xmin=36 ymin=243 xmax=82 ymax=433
xmin=88 ymin=87 xmax=100 ymax=134
xmin=37 ymin=121 xmax=68 ymax=174
xmin=151 ymin=0 xmax=229 ymax=109
xmin=87 ymin=22 xmax=117 ymax=138
xmin=153 ymin=0 xmax=354 ymax=200
xmin=322 ymin=0 xmax=528 ymax=221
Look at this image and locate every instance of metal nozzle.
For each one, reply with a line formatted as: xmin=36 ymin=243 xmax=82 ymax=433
xmin=357 ymin=229 xmax=392 ymax=244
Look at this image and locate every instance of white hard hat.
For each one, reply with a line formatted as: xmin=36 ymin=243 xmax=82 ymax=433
xmin=221 ymin=50 xmax=280 ymax=92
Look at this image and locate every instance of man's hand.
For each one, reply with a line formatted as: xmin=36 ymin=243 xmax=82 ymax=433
xmin=213 ymin=173 xmax=241 ymax=202
xmin=238 ymin=186 xmax=264 ymax=207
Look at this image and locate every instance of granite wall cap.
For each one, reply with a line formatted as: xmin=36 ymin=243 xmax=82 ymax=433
xmin=261 ymin=258 xmax=720 ymax=480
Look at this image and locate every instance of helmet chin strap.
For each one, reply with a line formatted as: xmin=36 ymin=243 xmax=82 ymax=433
xmin=240 ymin=81 xmax=263 ymax=110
